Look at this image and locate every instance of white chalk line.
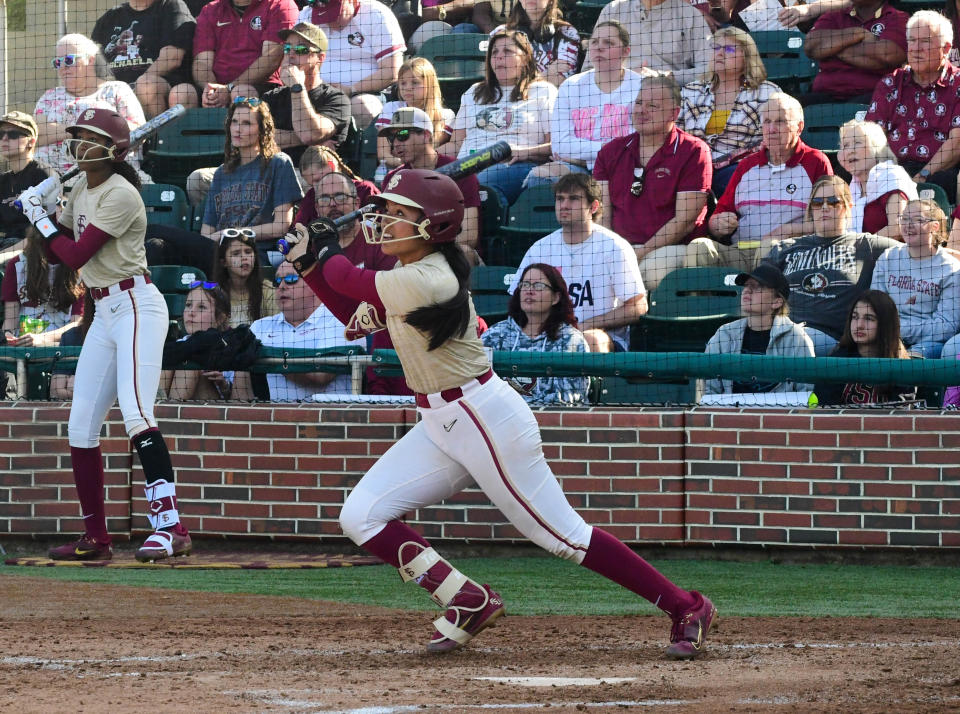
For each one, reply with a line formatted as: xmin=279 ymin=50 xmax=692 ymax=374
xmin=472 ymin=676 xmax=636 ymax=687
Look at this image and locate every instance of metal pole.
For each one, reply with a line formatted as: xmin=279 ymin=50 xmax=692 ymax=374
xmin=0 ymin=0 xmax=7 ymax=115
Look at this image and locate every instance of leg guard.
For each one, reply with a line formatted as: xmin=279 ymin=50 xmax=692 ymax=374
xmin=398 ymin=541 xmax=469 ymax=608
xmin=144 ymin=479 xmax=180 ymax=530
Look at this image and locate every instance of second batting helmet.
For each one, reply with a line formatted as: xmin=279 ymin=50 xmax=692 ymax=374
xmin=65 ymin=107 xmax=131 ymax=163
xmin=363 ymin=169 xmax=465 ymax=245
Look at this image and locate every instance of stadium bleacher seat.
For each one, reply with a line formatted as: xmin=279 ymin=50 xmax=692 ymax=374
xmin=917 ymin=182 xmax=952 ymax=216
xmin=142 ymin=183 xmax=192 ymax=229
xmin=470 ymin=265 xmax=516 ymax=324
xmin=569 ymin=0 xmax=612 ymax=35
xmin=630 ymin=266 xmax=742 ymax=353
xmin=486 ymin=184 xmax=560 ymax=266
xmin=150 ymin=265 xmax=207 ymax=294
xmin=416 ymin=33 xmax=489 ymax=112
xmin=751 ymin=30 xmax=818 ymax=95
xmin=355 ymin=121 xmax=380 ymax=184
xmin=800 ymin=103 xmax=869 ymax=153
xmin=143 ymin=107 xmax=227 ymax=189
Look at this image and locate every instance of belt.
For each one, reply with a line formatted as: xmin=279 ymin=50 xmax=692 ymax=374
xmin=415 ymin=369 xmax=494 ymax=409
xmin=90 ymin=274 xmax=151 ymax=301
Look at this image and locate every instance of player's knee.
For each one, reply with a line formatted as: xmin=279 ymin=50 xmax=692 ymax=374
xmin=67 ymin=424 xmax=100 ymax=450
xmin=338 ymin=494 xmax=372 ymax=545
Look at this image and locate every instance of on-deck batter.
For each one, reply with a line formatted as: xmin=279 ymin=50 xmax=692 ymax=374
xmin=283 ymin=168 xmax=717 ymax=659
xmin=18 ymin=108 xmax=191 ymax=563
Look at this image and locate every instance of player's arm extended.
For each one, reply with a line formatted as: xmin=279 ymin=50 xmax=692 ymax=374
xmin=45 ymin=223 xmax=113 ymax=270
xmin=301 ymin=255 xmax=385 ymax=325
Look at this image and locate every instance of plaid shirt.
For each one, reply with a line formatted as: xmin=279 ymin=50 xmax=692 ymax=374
xmin=678 ymin=80 xmax=781 ymax=166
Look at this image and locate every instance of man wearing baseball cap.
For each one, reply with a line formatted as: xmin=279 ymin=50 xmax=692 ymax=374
xmin=702 ymin=263 xmax=814 ymax=397
xmin=296 ymin=0 xmax=406 ymax=128
xmin=380 ymin=107 xmax=482 ymax=263
xmin=0 ymin=111 xmax=57 ymax=254
xmin=262 ymin=22 xmax=351 ymax=167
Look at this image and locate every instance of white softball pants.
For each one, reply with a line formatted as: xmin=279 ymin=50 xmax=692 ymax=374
xmin=68 ymin=279 xmax=168 ymax=448
xmin=339 ymin=374 xmax=594 ymax=562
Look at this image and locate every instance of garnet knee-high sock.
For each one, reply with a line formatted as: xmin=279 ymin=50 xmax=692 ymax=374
xmin=70 ymin=446 xmax=109 ymax=543
xmin=580 ymin=527 xmax=695 ymax=618
xmin=362 ymin=520 xmax=462 ymax=600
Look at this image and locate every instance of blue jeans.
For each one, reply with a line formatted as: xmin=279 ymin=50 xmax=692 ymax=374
xmin=477 ymin=161 xmax=537 ymax=205
xmin=908 ymin=340 xmax=946 ymax=359
xmin=805 ymin=327 xmax=838 ymax=357
xmin=451 ymin=23 xmax=482 ymax=33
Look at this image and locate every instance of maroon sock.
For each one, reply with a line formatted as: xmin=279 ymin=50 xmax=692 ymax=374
xmin=580 ymin=528 xmax=695 ymax=617
xmin=70 ymin=446 xmax=109 ymax=544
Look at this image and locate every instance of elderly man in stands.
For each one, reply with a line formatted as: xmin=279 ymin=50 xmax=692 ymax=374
xmin=866 ymin=10 xmax=960 ymax=203
xmin=298 ymin=0 xmax=405 ymax=129
xmin=193 ymin=0 xmax=299 ymax=107
xmin=689 ymin=93 xmax=833 ymax=272
xmin=593 ymin=74 xmax=712 ymax=291
xmin=801 ymin=0 xmax=907 ymax=106
xmin=591 ymin=0 xmax=711 ymax=85
xmin=91 ymin=0 xmax=199 ymax=117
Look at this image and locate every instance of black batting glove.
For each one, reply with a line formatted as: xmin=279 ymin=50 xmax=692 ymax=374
xmin=308 ymin=218 xmax=344 ymax=271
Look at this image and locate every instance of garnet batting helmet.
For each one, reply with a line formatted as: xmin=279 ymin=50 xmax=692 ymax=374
xmin=363 ymin=169 xmax=465 ymax=245
xmin=65 ymin=107 xmax=131 ymax=163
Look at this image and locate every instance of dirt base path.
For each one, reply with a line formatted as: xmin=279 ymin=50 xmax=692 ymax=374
xmin=1 ymin=577 xmax=958 ymax=713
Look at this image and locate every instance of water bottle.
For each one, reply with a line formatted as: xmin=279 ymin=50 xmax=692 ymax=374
xmin=373 ymin=161 xmax=389 ymax=187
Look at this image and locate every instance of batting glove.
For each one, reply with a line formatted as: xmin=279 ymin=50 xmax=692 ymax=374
xmin=307 ymin=217 xmax=344 ymax=270
xmin=18 ymin=186 xmax=59 ymax=238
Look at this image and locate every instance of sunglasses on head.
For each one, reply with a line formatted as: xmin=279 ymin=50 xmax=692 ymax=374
xmin=232 ymin=96 xmax=262 ymax=107
xmin=810 ymin=196 xmax=843 ymax=207
xmin=388 ymin=128 xmax=423 ymax=143
xmin=220 ymin=227 xmax=257 ymax=244
xmin=284 ymin=43 xmax=318 ymax=55
xmin=274 ymin=274 xmax=301 ymax=286
xmin=52 ymin=54 xmax=86 ymax=69
xmin=189 ymin=280 xmax=220 ymax=290
xmin=0 ymin=130 xmax=27 ymax=140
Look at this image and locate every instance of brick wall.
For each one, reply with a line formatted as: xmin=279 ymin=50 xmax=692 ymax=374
xmin=2 ymin=403 xmax=958 ymax=549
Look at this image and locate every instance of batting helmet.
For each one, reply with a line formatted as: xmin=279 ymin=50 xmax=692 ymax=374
xmin=363 ymin=169 xmax=464 ymax=245
xmin=65 ymin=108 xmax=131 ymax=163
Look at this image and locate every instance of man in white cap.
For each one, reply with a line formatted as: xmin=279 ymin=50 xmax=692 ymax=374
xmin=380 ymin=107 xmax=481 ymax=263
xmin=0 ymin=111 xmax=57 ymax=255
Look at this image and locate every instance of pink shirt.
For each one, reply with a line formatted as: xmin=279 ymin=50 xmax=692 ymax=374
xmin=193 ymin=0 xmax=299 ymax=86
xmin=593 ymin=126 xmax=712 ymax=245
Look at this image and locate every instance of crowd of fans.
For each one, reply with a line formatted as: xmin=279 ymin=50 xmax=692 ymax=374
xmin=3 ymin=0 xmax=960 ymax=406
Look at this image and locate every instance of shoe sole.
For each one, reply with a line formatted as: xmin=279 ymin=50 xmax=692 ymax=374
xmin=665 ymin=609 xmax=718 ymax=660
xmin=426 ymin=605 xmax=506 ymax=654
xmin=134 ymin=546 xmax=193 ymax=563
xmin=48 ymin=553 xmax=112 ymax=562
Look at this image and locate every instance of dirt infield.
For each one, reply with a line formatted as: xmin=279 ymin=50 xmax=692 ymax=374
xmin=1 ymin=577 xmax=958 ymax=714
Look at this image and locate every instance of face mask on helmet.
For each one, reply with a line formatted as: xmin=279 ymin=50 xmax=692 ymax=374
xmin=361 ymin=208 xmax=432 ymax=245
xmin=64 ymin=134 xmax=116 ymax=163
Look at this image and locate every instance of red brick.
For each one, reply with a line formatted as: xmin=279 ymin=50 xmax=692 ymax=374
xmin=686 ymin=413 xmax=711 ymax=427
xmin=320 ymin=441 xmax=369 ymax=455
xmin=269 ymin=439 xmax=321 ymax=455
xmin=761 ymin=448 xmax=809 ymax=463
xmin=763 ymin=512 xmax=810 ymax=527
xmin=790 ymin=464 xmax=836 ymax=480
xmin=890 ymin=466 xmax=942 ymax=481
xmin=762 ymin=414 xmax=812 ymax=430
xmin=560 ymin=412 xmax=611 ymax=427
xmin=740 ymin=431 xmax=789 ymax=446
xmin=224 ymin=502 xmax=270 ymax=517
xmin=560 ymin=477 xmax=611 ymax=492
xmin=687 ymin=494 xmax=737 ymax=509
xmin=712 ymin=478 xmax=760 ymax=494
xmin=888 ymin=433 xmax=941 ymax=448
xmin=686 ymin=429 xmax=731 ymax=445
xmin=249 ymin=455 xmax=300 ymax=470
xmin=863 ymin=482 xmax=912 ymax=497
xmin=915 ymin=451 xmax=960 ymax=465
xmin=714 ymin=511 xmax=759 ymax=525
xmin=221 ymin=471 xmax=272 ymax=486
xmin=812 ymin=415 xmax=862 ymax=431
xmin=343 ymin=457 xmax=378 ymax=472
xmin=711 ymin=413 xmax=763 ymax=429
xmin=840 ymin=465 xmax=889 ymax=480
xmin=861 ymin=415 xmax=915 ymax=431
xmin=10 ymin=455 xmax=59 ymax=469
xmin=589 ymin=461 xmax=638 ymax=477
xmin=250 ymin=487 xmax=298 ymax=502
xmin=272 ymin=504 xmax=319 ymax=518
xmin=637 ymin=525 xmax=683 ymax=541
xmin=609 ymin=412 xmax=663 ymax=428
xmin=687 ymin=525 xmax=736 ymax=542
xmin=562 ymin=445 xmax=611 ymax=460
xmin=863 ymin=450 xmax=913 ymax=464
xmin=741 ymin=463 xmax=787 ymax=478
xmin=839 ymin=530 xmax=888 ymax=545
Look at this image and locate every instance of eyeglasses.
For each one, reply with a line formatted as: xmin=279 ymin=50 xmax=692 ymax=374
xmin=304 ymin=0 xmax=331 ymax=4
xmin=809 ymin=196 xmax=844 ymax=207
xmin=52 ymin=54 xmax=87 ymax=69
xmin=189 ymin=280 xmax=220 ymax=290
xmin=316 ymin=192 xmax=355 ymax=205
xmin=388 ymin=128 xmax=423 ymax=143
xmin=518 ymin=280 xmax=554 ymax=292
xmin=711 ymin=43 xmax=738 ymax=54
xmin=900 ymin=217 xmax=940 ymax=229
xmin=232 ymin=96 xmax=262 ymax=107
xmin=274 ymin=274 xmax=301 ymax=286
xmin=284 ymin=43 xmax=318 ymax=55
xmin=0 ymin=130 xmax=27 ymax=140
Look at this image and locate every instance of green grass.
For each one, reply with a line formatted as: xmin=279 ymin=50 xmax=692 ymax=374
xmin=3 ymin=557 xmax=959 ymax=618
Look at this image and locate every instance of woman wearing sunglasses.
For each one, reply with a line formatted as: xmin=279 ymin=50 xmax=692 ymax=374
xmin=210 ymin=228 xmax=277 ymax=326
xmin=33 ymin=33 xmax=147 ymax=181
xmin=18 ymin=107 xmax=191 ymax=563
xmin=763 ymin=175 xmax=900 ymax=356
xmin=281 ymin=168 xmax=717 ymax=659
xmin=480 ymin=263 xmax=589 ymax=404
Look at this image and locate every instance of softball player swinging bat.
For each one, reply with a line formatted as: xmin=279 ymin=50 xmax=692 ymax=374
xmin=17 ymin=108 xmax=191 ymax=562
xmin=281 ymin=168 xmax=717 ymax=659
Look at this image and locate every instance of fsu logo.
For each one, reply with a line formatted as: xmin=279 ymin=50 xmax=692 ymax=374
xmin=802 ymin=273 xmax=828 ymax=293
xmin=83 ymin=109 xmax=96 ymax=121
xmin=348 ymin=31 xmax=365 ymax=46
xmin=386 ymin=173 xmax=402 ymax=191
xmin=785 ymin=183 xmax=797 ymax=194
xmin=870 ymin=22 xmax=884 ymax=36
xmin=250 ymin=16 xmax=262 ymax=30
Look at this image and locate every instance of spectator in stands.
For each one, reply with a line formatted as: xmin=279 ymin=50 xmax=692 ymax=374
xmin=298 ymin=0 xmax=406 ymax=129
xmin=490 ymin=0 xmax=582 ymax=87
xmin=691 ymin=93 xmax=833 ymax=272
xmin=838 ymin=119 xmax=918 ymax=240
xmin=702 ymin=262 xmax=814 ymax=397
xmin=34 ymin=33 xmax=147 ymax=178
xmin=261 ymin=23 xmax=351 ymax=168
xmin=763 ymin=175 xmax=899 ymax=356
xmin=483 ymin=262 xmax=590 ymax=404
xmin=593 ymin=74 xmax=712 ymax=291
xmin=870 ymin=199 xmax=960 ymax=358
xmin=209 ymin=228 xmax=277 ymax=327
xmin=193 ymin=0 xmax=298 ymax=108
xmin=2 ymin=227 xmax=84 ymax=347
xmin=591 ymin=0 xmax=712 ymax=85
xmin=508 ymin=173 xmax=647 ymax=353
xmin=0 ymin=112 xmax=57 ymax=257
xmin=802 ymin=0 xmax=908 ymax=106
xmin=866 ymin=11 xmax=960 ymax=203
xmin=233 ymin=260 xmax=363 ymax=400
xmin=812 ymin=289 xmax=915 ymax=405
xmin=160 ymin=283 xmax=235 ymax=399
xmin=445 ymin=29 xmax=557 ymax=205
xmin=678 ymin=28 xmax=781 ymax=197
xmin=91 ymin=0 xmax=199 ymax=118
xmin=527 ymin=20 xmax=642 ymax=185
xmin=417 ymin=0 xmax=503 ymax=36
xmin=380 ymin=108 xmax=482 ymax=262
xmin=375 ymin=57 xmax=455 ymax=177
xmin=201 ymin=98 xmax=302 ymax=264
xmin=295 ymin=145 xmax=380 ymax=227
xmin=945 ymin=0 xmax=960 ymax=66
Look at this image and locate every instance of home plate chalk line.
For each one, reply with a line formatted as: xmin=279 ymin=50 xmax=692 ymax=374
xmin=472 ymin=676 xmax=636 ymax=686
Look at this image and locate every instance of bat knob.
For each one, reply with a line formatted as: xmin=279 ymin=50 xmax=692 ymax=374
xmin=277 ymin=238 xmax=292 ymax=255
xmin=13 ymin=200 xmax=22 ymax=211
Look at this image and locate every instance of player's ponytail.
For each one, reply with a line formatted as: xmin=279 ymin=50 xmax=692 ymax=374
xmin=111 ymin=160 xmax=142 ymax=191
xmin=404 ymin=242 xmax=472 ymax=351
